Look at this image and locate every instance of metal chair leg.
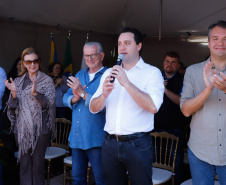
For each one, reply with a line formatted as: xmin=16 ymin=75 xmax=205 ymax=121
xmin=63 ymin=164 xmax=66 ymax=185
xmin=47 ymin=160 xmax=50 ymax=185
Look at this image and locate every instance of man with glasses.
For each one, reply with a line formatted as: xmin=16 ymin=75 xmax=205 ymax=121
xmin=63 ymin=42 xmax=107 ymax=185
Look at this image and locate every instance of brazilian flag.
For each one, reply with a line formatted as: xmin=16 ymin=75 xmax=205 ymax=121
xmin=49 ymin=36 xmax=57 ymax=65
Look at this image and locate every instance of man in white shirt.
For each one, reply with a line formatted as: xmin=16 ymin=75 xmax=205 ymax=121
xmin=90 ymin=27 xmax=164 ymax=185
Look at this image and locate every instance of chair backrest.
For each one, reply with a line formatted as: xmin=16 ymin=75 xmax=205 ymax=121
xmin=151 ymin=132 xmax=179 ymax=173
xmin=51 ymin=118 xmax=72 ymax=150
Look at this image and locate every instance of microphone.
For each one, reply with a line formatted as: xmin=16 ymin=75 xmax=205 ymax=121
xmin=110 ymin=54 xmax=125 ymax=83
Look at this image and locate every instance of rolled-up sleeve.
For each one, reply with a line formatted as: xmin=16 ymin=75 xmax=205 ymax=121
xmin=63 ymin=88 xmax=77 ymax=109
xmin=145 ymin=67 xmax=164 ymax=111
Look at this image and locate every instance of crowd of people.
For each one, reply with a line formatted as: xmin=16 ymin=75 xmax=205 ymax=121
xmin=0 ymin=20 xmax=225 ymax=185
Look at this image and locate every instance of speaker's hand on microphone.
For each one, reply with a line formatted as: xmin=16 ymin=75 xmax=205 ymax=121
xmin=102 ymin=75 xmax=115 ymax=98
xmin=111 ymin=65 xmax=130 ymax=88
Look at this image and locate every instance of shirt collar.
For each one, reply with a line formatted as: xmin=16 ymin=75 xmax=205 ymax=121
xmin=85 ymin=66 xmax=107 ymax=74
xmin=163 ymin=71 xmax=178 ymax=80
xmin=206 ymin=58 xmax=226 ymax=71
xmin=133 ymin=57 xmax=146 ymax=70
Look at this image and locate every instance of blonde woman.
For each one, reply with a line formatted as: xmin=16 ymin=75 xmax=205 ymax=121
xmin=5 ymin=47 xmax=55 ymax=185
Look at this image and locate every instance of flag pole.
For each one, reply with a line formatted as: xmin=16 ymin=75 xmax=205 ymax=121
xmin=63 ymin=31 xmax=73 ymax=76
xmin=86 ymin=32 xmax=89 ymax=43
xmin=68 ymin=30 xmax=71 ymax=39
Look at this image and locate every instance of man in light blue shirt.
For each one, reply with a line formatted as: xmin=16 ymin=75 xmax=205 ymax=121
xmin=0 ymin=67 xmax=7 ymax=128
xmin=63 ymin=42 xmax=107 ymax=185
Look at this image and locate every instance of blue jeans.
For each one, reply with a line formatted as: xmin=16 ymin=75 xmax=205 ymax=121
xmin=102 ymin=134 xmax=153 ymax=185
xmin=188 ymin=147 xmax=226 ymax=185
xmin=72 ymin=147 xmax=104 ymax=185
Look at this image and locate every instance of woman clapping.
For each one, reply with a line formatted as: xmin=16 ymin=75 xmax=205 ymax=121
xmin=5 ymin=47 xmax=55 ymax=185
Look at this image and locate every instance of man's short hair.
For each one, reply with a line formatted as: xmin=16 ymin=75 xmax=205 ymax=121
xmin=165 ymin=51 xmax=180 ymax=61
xmin=83 ymin=42 xmax=104 ymax=53
xmin=119 ymin=27 xmax=143 ymax=45
xmin=208 ymin=20 xmax=226 ymax=40
xmin=119 ymin=27 xmax=143 ymax=55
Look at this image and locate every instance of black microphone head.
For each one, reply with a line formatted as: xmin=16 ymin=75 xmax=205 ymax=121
xmin=116 ymin=54 xmax=125 ymax=65
xmin=110 ymin=54 xmax=125 ymax=83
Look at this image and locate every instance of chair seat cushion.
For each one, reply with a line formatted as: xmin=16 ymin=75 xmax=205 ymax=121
xmin=181 ymin=179 xmax=220 ymax=185
xmin=45 ymin=147 xmax=67 ymax=159
xmin=14 ymin=151 xmax=18 ymax=159
xmin=64 ymin=156 xmax=72 ymax=164
xmin=152 ymin=167 xmax=172 ymax=184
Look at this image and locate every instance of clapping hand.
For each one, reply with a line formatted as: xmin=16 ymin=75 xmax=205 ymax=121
xmin=31 ymin=79 xmax=38 ymax=96
xmin=5 ymin=78 xmax=17 ymax=98
xmin=203 ymin=62 xmax=215 ymax=91
xmin=67 ymin=76 xmax=85 ymax=96
xmin=213 ymin=72 xmax=226 ymax=92
xmin=5 ymin=78 xmax=17 ymax=92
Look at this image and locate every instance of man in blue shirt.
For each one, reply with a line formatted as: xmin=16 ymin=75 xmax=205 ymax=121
xmin=63 ymin=42 xmax=107 ymax=185
xmin=0 ymin=67 xmax=7 ymax=128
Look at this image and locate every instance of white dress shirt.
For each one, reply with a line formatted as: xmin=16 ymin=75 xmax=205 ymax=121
xmin=91 ymin=57 xmax=164 ymax=135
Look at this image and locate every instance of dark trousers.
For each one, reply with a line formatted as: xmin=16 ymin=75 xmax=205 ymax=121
xmin=16 ymin=134 xmax=49 ymax=185
xmin=56 ymin=107 xmax=72 ymax=121
xmin=102 ymin=134 xmax=153 ymax=185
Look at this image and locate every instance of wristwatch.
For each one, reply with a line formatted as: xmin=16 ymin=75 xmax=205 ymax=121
xmin=80 ymin=91 xmax=86 ymax=98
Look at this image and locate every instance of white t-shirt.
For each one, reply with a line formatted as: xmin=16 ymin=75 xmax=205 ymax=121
xmin=88 ymin=67 xmax=104 ymax=82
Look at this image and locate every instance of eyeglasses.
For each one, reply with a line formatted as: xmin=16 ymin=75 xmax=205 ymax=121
xmin=54 ymin=66 xmax=61 ymax=70
xmin=84 ymin=53 xmax=100 ymax=60
xmin=24 ymin=59 xmax=40 ymax=65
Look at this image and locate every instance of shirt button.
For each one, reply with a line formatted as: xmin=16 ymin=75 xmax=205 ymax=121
xmin=219 ymin=129 xmax=221 ymax=131
xmin=219 ymin=114 xmax=221 ymax=116
xmin=77 ymin=121 xmax=79 ymax=123
xmin=87 ymin=87 xmax=89 ymax=88
xmin=219 ymin=99 xmax=221 ymax=101
xmin=220 ymin=144 xmax=222 ymax=146
xmin=79 ymin=109 xmax=80 ymax=111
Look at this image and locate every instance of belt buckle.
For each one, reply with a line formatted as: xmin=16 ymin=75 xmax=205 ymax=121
xmin=116 ymin=135 xmax=119 ymax=141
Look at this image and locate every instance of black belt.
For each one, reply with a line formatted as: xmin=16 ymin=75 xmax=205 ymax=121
xmin=106 ymin=132 xmax=150 ymax=142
